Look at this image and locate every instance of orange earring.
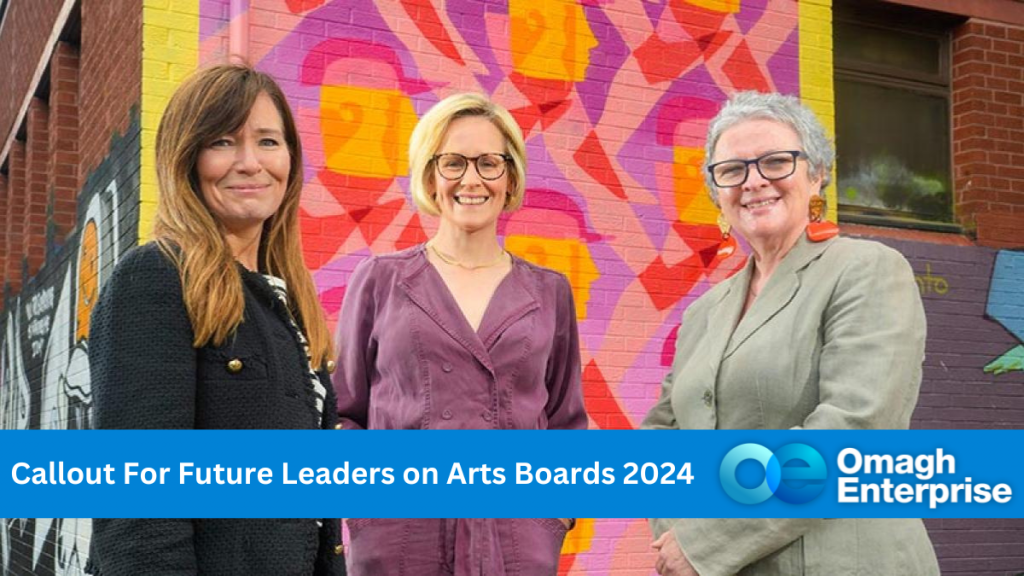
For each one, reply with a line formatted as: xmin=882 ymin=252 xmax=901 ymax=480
xmin=716 ymin=212 xmax=737 ymax=259
xmin=806 ymin=195 xmax=839 ymax=242
xmin=717 ymin=212 xmax=731 ymax=239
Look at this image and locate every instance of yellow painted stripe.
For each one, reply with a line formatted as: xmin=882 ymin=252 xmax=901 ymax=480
xmin=798 ymin=0 xmax=837 ymax=221
xmin=140 ymin=0 xmax=200 ymax=242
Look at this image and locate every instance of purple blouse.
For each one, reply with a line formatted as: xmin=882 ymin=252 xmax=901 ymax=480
xmin=333 ymin=244 xmax=587 ymax=430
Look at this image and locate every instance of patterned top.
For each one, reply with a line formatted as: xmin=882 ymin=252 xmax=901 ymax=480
xmin=263 ymin=274 xmax=326 ymax=426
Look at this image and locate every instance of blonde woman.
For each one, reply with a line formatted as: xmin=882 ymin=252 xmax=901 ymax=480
xmin=88 ymin=64 xmax=344 ymax=575
xmin=334 ymin=93 xmax=587 ymax=575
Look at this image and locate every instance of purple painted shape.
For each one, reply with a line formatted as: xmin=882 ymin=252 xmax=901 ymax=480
xmin=735 ymin=0 xmax=768 ymax=35
xmin=447 ymin=0 xmax=508 ymax=93
xmin=642 ymin=0 xmax=668 ymax=28
xmin=619 ymin=66 xmax=725 ymax=194
xmin=617 ymin=66 xmax=726 ymax=248
xmin=577 ymin=5 xmax=629 ymax=127
xmin=767 ymin=28 xmax=800 ymax=96
xmin=299 ymin=38 xmax=434 ymax=94
xmin=520 ymin=135 xmax=594 ymax=226
xmin=200 ymin=0 xmax=230 ymax=41
xmin=258 ymin=0 xmax=421 ymax=92
xmin=498 ymin=188 xmax=603 ymax=243
xmin=618 ymin=294 xmax=695 ymax=422
xmin=313 ymin=249 xmax=374 ymax=294
xmin=655 ymin=96 xmax=719 ymax=146
xmin=254 ymin=0 xmax=435 ymax=235
xmin=498 ymin=136 xmax=629 ymax=345
xmin=577 ymin=241 xmax=633 ymax=354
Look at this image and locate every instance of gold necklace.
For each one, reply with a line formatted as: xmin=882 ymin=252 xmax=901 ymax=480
xmin=427 ymin=242 xmax=508 ymax=270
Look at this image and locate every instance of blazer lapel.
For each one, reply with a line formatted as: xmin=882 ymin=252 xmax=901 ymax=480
xmin=398 ymin=247 xmax=496 ymax=374
xmin=701 ymin=259 xmax=750 ymax=389
xmin=723 ymin=234 xmax=834 ymax=359
xmin=476 ymin=257 xmax=541 ymax=350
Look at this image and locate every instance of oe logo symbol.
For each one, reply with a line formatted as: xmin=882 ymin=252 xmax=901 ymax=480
xmin=719 ymin=443 xmax=827 ymax=505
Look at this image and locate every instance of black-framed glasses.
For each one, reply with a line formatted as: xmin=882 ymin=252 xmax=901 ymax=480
xmin=707 ymin=150 xmax=804 ymax=188
xmin=432 ymin=153 xmax=512 ymax=181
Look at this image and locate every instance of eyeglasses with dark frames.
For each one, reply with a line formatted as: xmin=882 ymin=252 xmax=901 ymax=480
xmin=707 ymin=150 xmax=804 ymax=188
xmin=432 ymin=153 xmax=512 ymax=181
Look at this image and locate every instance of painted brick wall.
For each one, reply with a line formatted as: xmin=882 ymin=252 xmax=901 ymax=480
xmin=0 ymin=1 xmax=143 ymax=575
xmin=1 ymin=0 xmax=1023 ymax=575
xmin=860 ymin=232 xmax=1024 ymax=574
xmin=952 ymin=18 xmax=1024 ymax=248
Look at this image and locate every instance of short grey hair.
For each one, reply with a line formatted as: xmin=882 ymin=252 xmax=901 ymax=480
xmin=704 ymin=91 xmax=834 ymax=204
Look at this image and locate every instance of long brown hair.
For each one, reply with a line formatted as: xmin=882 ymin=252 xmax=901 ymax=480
xmin=153 ymin=63 xmax=332 ymax=367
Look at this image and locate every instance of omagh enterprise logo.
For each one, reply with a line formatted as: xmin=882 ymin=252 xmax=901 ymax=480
xmin=720 ymin=443 xmax=827 ymax=504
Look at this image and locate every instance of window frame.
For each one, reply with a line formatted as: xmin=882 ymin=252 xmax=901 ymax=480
xmin=833 ymin=1 xmax=962 ymax=232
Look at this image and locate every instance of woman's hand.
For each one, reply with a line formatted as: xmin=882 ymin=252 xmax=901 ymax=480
xmin=652 ymin=531 xmax=698 ymax=576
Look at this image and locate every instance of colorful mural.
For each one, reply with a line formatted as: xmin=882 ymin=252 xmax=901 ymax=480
xmin=191 ymin=0 xmax=814 ymax=572
xmin=985 ymin=250 xmax=1024 ymax=376
xmin=0 ymin=115 xmax=140 ymax=576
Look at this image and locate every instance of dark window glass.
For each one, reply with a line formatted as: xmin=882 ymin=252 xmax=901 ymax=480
xmin=834 ymin=8 xmax=954 ymax=226
xmin=835 ymin=79 xmax=951 ymax=222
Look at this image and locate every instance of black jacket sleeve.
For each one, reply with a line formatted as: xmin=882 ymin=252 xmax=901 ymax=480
xmin=88 ymin=244 xmax=199 ymax=575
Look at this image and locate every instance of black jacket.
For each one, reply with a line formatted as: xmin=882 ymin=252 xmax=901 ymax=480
xmin=87 ymin=243 xmax=345 ymax=576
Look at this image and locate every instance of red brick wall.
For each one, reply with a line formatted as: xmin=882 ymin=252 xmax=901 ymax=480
xmin=24 ymin=99 xmax=50 ymax=278
xmin=0 ymin=0 xmax=63 ymax=147
xmin=4 ymin=141 xmax=27 ymax=293
xmin=79 ymin=0 xmax=141 ymax=182
xmin=49 ymin=42 xmax=82 ymax=242
xmin=0 ymin=174 xmax=7 ymax=285
xmin=952 ymin=19 xmax=1024 ymax=248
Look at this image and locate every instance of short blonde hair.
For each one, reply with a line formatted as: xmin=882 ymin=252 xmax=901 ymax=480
xmin=408 ymin=93 xmax=527 ymax=215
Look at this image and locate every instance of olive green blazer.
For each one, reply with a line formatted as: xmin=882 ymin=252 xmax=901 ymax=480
xmin=643 ymin=235 xmax=939 ymax=576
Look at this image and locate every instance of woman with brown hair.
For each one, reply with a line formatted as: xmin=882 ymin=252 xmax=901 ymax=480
xmin=87 ymin=64 xmax=344 ymax=575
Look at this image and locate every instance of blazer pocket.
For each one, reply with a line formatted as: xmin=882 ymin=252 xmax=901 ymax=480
xmin=198 ymin=349 xmax=270 ymax=381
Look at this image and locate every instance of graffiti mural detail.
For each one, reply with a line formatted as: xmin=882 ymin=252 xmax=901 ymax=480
xmin=193 ymin=0 xmax=800 ymax=572
xmin=0 ymin=115 xmax=139 ymax=576
xmin=985 ymin=250 xmax=1024 ymax=375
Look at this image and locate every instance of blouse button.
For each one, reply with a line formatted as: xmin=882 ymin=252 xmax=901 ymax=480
xmin=702 ymin=389 xmax=713 ymax=407
xmin=441 ymin=362 xmax=453 ymax=373
xmin=227 ymin=358 xmax=243 ymax=373
xmin=481 ymin=412 xmax=493 ymax=422
xmin=326 ymin=360 xmax=337 ymax=374
xmin=442 ymin=409 xmax=453 ymax=420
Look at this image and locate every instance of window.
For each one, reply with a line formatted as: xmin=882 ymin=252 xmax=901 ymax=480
xmin=834 ymin=2 xmax=962 ymax=229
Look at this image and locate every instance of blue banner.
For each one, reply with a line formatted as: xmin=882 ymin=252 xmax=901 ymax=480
xmin=1 ymin=430 xmax=1020 ymax=518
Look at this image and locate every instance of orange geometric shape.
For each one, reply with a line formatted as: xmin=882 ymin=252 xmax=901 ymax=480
xmin=582 ymin=360 xmax=634 ymax=430
xmin=320 ymin=86 xmax=418 ymax=179
xmin=670 ymin=0 xmax=729 ymax=42
xmin=286 ymin=0 xmax=327 ymax=13
xmin=399 ymin=0 xmax=466 ymax=65
xmin=638 ymin=254 xmax=705 ymax=311
xmin=318 ymin=169 xmax=394 ymax=214
xmin=506 ymin=235 xmax=600 ymax=321
xmin=396 ymin=214 xmax=429 ymax=251
xmin=697 ymin=29 xmax=732 ymax=59
xmin=633 ymin=34 xmax=702 ymax=84
xmin=509 ymin=0 xmax=598 ymax=82
xmin=509 ymin=73 xmax=574 ymax=129
xmin=575 ymin=131 xmax=627 ymax=200
xmin=722 ymin=39 xmax=771 ymax=93
xmin=76 ymin=220 xmax=99 ymax=342
xmin=673 ymin=146 xmax=718 ymax=225
xmin=683 ymin=0 xmax=740 ymax=13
